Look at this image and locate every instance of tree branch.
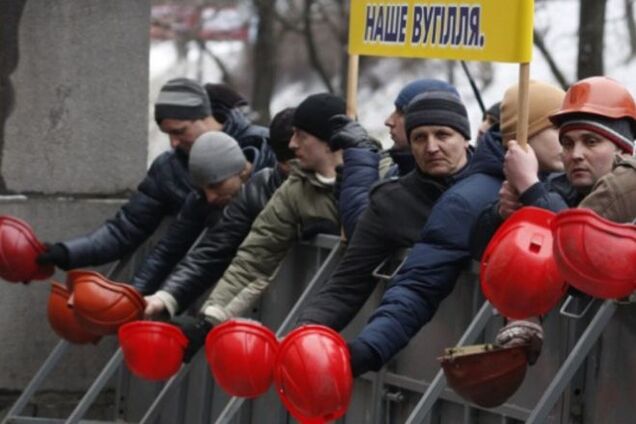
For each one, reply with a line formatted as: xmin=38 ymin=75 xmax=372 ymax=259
xmin=533 ymin=29 xmax=570 ymax=90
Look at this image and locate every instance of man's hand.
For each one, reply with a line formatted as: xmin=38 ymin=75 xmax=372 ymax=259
xmin=497 ymin=181 xmax=522 ymax=219
xmin=328 ymin=115 xmax=378 ymax=152
xmin=171 ymin=316 xmax=213 ymax=363
xmin=504 ymin=140 xmax=540 ymax=194
xmin=495 ymin=319 xmax=544 ymax=365
xmin=36 ymin=243 xmax=70 ymax=270
xmin=144 ymin=295 xmax=168 ymax=320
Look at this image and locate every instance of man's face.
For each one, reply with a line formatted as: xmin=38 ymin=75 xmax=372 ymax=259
xmin=409 ymin=125 xmax=468 ymax=177
xmin=384 ymin=108 xmax=409 ymax=150
xmin=159 ymin=119 xmax=211 ymax=154
xmin=561 ymin=129 xmax=619 ymax=192
xmin=528 ymin=127 xmax=564 ymax=173
xmin=288 ymin=128 xmax=331 ymax=171
xmin=202 ymin=174 xmax=243 ymax=206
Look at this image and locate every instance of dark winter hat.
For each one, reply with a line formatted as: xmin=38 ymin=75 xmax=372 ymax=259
xmin=405 ymin=91 xmax=471 ymax=140
xmin=292 ymin=93 xmax=346 ymax=142
xmin=484 ymin=102 xmax=501 ymax=123
xmin=189 ymin=131 xmax=246 ymax=188
xmin=205 ymin=83 xmax=248 ymax=123
xmin=269 ymin=107 xmax=296 ymax=162
xmin=558 ymin=113 xmax=635 ymax=154
xmin=394 ymin=79 xmax=460 ymax=112
xmin=155 ymin=78 xmax=212 ymax=124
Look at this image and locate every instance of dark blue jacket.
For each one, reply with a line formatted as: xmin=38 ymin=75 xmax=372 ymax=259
xmin=339 ymin=148 xmax=415 ymax=239
xmin=61 ymin=149 xmax=194 ymax=267
xmin=470 ymin=171 xmax=583 ymax=261
xmin=347 ymin=129 xmax=505 ymax=376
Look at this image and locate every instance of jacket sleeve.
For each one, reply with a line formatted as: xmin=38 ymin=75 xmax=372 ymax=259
xmin=349 ymin=192 xmax=476 ymax=372
xmin=469 ymin=201 xmax=504 ymax=261
xmin=61 ymin=159 xmax=175 ymax=268
xmin=200 ymin=179 xmax=300 ymax=324
xmin=519 ymin=181 xmax=570 ymax=212
xmin=157 ymin=181 xmax=263 ymax=312
xmin=297 ymin=195 xmax=393 ymax=331
xmin=131 ymin=192 xmax=213 ymax=295
xmin=339 ymin=148 xmax=382 ymax=239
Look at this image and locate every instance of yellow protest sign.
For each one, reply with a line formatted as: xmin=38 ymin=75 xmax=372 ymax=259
xmin=348 ymin=0 xmax=534 ymax=63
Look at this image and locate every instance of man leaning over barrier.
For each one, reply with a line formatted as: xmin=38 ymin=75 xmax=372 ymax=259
xmin=142 ymin=108 xmax=296 ymax=318
xmin=295 ymin=89 xmax=474 ymax=334
xmin=37 ymin=78 xmax=225 ymax=270
xmin=169 ymin=93 xmax=346 ymax=360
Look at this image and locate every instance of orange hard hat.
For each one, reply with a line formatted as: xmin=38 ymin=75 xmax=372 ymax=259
xmin=205 ymin=319 xmax=279 ymax=398
xmin=0 ymin=215 xmax=54 ymax=283
xmin=47 ymin=282 xmax=101 ymax=344
xmin=119 ymin=321 xmax=187 ymax=381
xmin=553 ymin=208 xmax=636 ymax=299
xmin=481 ymin=207 xmax=568 ymax=319
xmin=274 ymin=325 xmax=352 ymax=422
xmin=550 ymin=76 xmax=636 ymax=125
xmin=440 ymin=343 xmax=529 ymax=408
xmin=68 ymin=270 xmax=145 ymax=335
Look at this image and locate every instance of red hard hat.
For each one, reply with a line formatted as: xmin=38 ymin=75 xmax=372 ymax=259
xmin=481 ymin=207 xmax=568 ymax=319
xmin=68 ymin=270 xmax=146 ymax=335
xmin=47 ymin=282 xmax=101 ymax=344
xmin=553 ymin=208 xmax=636 ymax=299
xmin=119 ymin=321 xmax=187 ymax=381
xmin=550 ymin=76 xmax=636 ymax=125
xmin=0 ymin=215 xmax=54 ymax=283
xmin=205 ymin=319 xmax=278 ymax=398
xmin=274 ymin=325 xmax=352 ymax=422
xmin=440 ymin=344 xmax=529 ymax=408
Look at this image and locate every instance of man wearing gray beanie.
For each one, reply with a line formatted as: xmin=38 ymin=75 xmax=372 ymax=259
xmin=169 ymin=93 xmax=346 ymax=361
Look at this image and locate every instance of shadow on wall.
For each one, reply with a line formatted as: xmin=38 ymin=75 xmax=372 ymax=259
xmin=0 ymin=1 xmax=28 ymax=193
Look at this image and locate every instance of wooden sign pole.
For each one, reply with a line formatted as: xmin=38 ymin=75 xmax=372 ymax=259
xmin=346 ymin=54 xmax=359 ymax=118
xmin=516 ymin=62 xmax=530 ymax=148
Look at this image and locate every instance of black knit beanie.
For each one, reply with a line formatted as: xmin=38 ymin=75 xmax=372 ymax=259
xmin=205 ymin=83 xmax=248 ymax=123
xmin=292 ymin=93 xmax=346 ymax=142
xmin=405 ymin=91 xmax=471 ymax=141
xmin=269 ymin=107 xmax=296 ymax=162
xmin=155 ymin=78 xmax=212 ymax=124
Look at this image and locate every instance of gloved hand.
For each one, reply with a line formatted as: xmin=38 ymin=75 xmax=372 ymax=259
xmin=328 ymin=115 xmax=379 ymax=152
xmin=300 ymin=218 xmax=340 ymax=241
xmin=36 ymin=243 xmax=70 ymax=270
xmin=171 ymin=315 xmax=213 ymax=363
xmin=495 ymin=319 xmax=544 ymax=365
xmin=144 ymin=295 xmax=169 ymax=320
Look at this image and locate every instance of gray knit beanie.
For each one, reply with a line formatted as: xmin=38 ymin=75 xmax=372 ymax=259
xmin=405 ymin=91 xmax=471 ymax=140
xmin=155 ymin=78 xmax=212 ymax=124
xmin=189 ymin=131 xmax=246 ymax=187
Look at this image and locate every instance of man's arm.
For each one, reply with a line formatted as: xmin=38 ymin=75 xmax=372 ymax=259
xmin=199 ymin=178 xmax=302 ymax=324
xmin=298 ymin=197 xmax=393 ymax=331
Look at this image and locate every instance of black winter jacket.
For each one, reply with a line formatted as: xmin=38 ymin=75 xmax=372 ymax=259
xmin=62 ymin=149 xmax=194 ymax=267
xmin=150 ymin=166 xmax=286 ymax=311
xmin=297 ymin=162 xmax=468 ymax=331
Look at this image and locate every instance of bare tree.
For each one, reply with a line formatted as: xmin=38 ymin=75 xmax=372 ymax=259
xmin=577 ymin=0 xmax=606 ymax=79
xmin=251 ymin=0 xmax=277 ymax=123
xmin=533 ymin=29 xmax=570 ymax=90
xmin=625 ymin=0 xmax=636 ymax=60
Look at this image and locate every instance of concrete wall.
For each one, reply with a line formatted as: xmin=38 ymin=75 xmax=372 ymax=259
xmin=0 ymin=0 xmax=151 ymax=400
xmin=1 ymin=0 xmax=149 ymax=194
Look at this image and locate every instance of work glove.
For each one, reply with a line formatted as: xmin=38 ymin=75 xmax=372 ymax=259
xmin=495 ymin=319 xmax=544 ymax=365
xmin=328 ymin=115 xmax=379 ymax=152
xmin=171 ymin=315 xmax=213 ymax=363
xmin=36 ymin=243 xmax=71 ymax=270
xmin=300 ymin=218 xmax=340 ymax=241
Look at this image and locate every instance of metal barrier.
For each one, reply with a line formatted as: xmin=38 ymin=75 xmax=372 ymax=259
xmin=5 ymin=231 xmax=636 ymax=423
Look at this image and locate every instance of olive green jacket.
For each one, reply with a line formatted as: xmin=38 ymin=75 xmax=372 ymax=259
xmin=200 ymin=161 xmax=339 ymax=324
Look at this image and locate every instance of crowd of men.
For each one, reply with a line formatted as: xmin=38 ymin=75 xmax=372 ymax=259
xmin=36 ymin=74 xmax=636 ymax=376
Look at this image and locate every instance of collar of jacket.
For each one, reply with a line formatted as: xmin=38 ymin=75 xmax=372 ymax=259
xmin=288 ymin=159 xmax=336 ymax=190
xmin=388 ymin=148 xmax=416 ymax=175
xmin=615 ymin=155 xmax=636 ymax=170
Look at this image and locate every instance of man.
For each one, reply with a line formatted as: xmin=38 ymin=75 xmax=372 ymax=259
xmin=344 ymin=87 xmax=538 ymax=376
xmin=37 ymin=78 xmax=224 ymax=269
xmin=476 ymin=101 xmax=501 ymax=144
xmin=142 ymin=108 xmax=296 ymax=317
xmin=337 ymin=79 xmax=460 ymax=237
xmin=470 ymin=80 xmax=566 ymax=259
xmin=171 ymin=93 xmax=346 ymax=360
xmin=296 ymin=89 xmax=473 ymax=332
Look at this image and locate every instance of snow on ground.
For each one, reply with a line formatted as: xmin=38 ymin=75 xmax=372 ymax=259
xmin=148 ymin=0 xmax=635 ymax=158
